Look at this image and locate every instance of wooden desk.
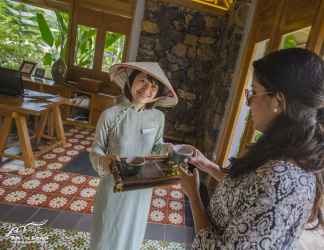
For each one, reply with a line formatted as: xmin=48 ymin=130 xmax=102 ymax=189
xmin=22 ymin=76 xmax=119 ymax=127
xmin=0 ymin=91 xmax=67 ymax=168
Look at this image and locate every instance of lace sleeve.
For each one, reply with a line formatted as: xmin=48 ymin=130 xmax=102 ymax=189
xmin=192 ymin=161 xmax=316 ymax=250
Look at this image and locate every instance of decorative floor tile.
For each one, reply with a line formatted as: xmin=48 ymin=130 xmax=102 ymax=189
xmin=17 ymin=167 xmax=36 ymax=177
xmin=40 ymin=182 xmax=61 ymax=194
xmin=20 ymin=178 xmax=42 ymax=192
xmin=167 ymin=212 xmax=184 ymax=225
xmin=1 ymin=175 xmax=23 ymax=188
xmin=79 ymin=187 xmax=96 ymax=200
xmin=150 ymin=186 xmax=185 ymax=225
xmin=51 ymin=172 xmax=71 ymax=183
xmin=59 ymin=184 xmax=80 ymax=197
xmin=25 ymin=193 xmax=48 ymax=207
xmin=2 ymin=190 xmax=28 ymax=204
xmin=84 ymin=177 xmax=100 ymax=189
xmin=0 ymin=126 xmax=186 ymax=226
xmin=149 ymin=209 xmax=168 ymax=224
xmin=71 ymin=175 xmax=89 ymax=186
xmin=169 ymin=200 xmax=184 ymax=211
xmin=168 ymin=189 xmax=184 ymax=200
xmin=153 ymin=187 xmax=168 ymax=198
xmin=46 ymin=162 xmax=64 ymax=170
xmin=67 ymin=198 xmax=92 ymax=213
xmin=0 ymin=221 xmax=186 ymax=250
xmin=47 ymin=195 xmax=70 ymax=210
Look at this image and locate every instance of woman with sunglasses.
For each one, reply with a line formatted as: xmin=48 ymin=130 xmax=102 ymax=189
xmin=89 ymin=62 xmax=178 ymax=250
xmin=181 ymin=48 xmax=324 ymax=249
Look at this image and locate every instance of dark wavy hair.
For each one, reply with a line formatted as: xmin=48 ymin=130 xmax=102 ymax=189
xmin=229 ymin=48 xmax=324 ymax=228
xmin=124 ymin=70 xmax=164 ymax=109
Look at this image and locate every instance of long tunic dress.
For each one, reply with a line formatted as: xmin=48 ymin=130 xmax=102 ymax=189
xmin=192 ymin=160 xmax=316 ymax=250
xmin=89 ymin=102 xmax=165 ymax=250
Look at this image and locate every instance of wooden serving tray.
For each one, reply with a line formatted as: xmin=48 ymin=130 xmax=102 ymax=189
xmin=111 ymin=156 xmax=181 ymax=192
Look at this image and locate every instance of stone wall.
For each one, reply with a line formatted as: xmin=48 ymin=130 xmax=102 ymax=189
xmin=197 ymin=0 xmax=252 ymax=158
xmin=137 ymin=0 xmax=251 ymax=155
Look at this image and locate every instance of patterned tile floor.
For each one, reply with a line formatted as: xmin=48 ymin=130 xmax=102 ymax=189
xmin=0 ymin=220 xmax=187 ymax=250
xmin=0 ymin=126 xmax=186 ymax=226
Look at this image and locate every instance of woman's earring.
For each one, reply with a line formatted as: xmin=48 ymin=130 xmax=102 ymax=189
xmin=273 ymin=108 xmax=278 ymax=113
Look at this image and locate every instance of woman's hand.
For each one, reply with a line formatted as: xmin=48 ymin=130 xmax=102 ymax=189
xmin=179 ymin=167 xmax=200 ymax=199
xmin=185 ymin=146 xmax=226 ymax=182
xmin=104 ymin=155 xmax=120 ymax=172
xmin=186 ymin=147 xmax=214 ymax=175
xmin=179 ymin=167 xmax=210 ymax=233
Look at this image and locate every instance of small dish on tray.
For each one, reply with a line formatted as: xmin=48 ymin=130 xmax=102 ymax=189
xmin=124 ymin=157 xmax=145 ymax=176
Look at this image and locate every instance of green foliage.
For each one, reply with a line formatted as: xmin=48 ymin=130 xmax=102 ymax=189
xmin=254 ymin=131 xmax=263 ymax=142
xmin=35 ymin=11 xmax=69 ymax=67
xmin=283 ymin=35 xmax=297 ymax=49
xmin=75 ymin=25 xmax=97 ymax=68
xmin=36 ymin=12 xmax=54 ymax=47
xmin=0 ymin=0 xmax=43 ymax=70
xmin=0 ymin=0 xmax=126 ymax=76
xmin=102 ymin=32 xmax=125 ymax=71
xmin=0 ymin=0 xmax=69 ymax=77
xmin=43 ymin=52 xmax=53 ymax=66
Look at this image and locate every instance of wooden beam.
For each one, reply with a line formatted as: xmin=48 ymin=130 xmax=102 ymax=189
xmin=79 ymin=0 xmax=134 ymax=19
xmin=159 ymin=0 xmax=228 ymax=16
xmin=66 ymin=0 xmax=78 ymax=70
xmin=20 ymin=0 xmax=71 ymax=11
xmin=93 ymin=21 xmax=106 ymax=72
xmin=266 ymin=0 xmax=287 ymax=51
xmin=255 ymin=0 xmax=318 ymax=42
xmin=215 ymin=0 xmax=261 ymax=165
xmin=307 ymin=0 xmax=324 ymax=54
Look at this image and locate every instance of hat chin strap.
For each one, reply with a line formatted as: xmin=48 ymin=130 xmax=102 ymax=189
xmin=124 ymin=69 xmax=132 ymax=90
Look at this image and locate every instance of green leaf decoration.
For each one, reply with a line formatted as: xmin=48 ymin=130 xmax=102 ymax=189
xmin=283 ymin=35 xmax=297 ymax=49
xmin=36 ymin=12 xmax=54 ymax=47
xmin=43 ymin=52 xmax=53 ymax=65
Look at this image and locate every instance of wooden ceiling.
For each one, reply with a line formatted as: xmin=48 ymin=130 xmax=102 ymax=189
xmin=21 ymin=0 xmax=231 ymax=18
xmin=255 ymin=0 xmax=319 ymax=41
xmin=160 ymin=0 xmax=229 ymax=15
xmin=21 ymin=0 xmax=135 ymax=18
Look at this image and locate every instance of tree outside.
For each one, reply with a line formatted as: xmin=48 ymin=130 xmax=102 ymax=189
xmin=0 ymin=0 xmax=126 ymax=78
xmin=0 ymin=0 xmax=69 ymax=77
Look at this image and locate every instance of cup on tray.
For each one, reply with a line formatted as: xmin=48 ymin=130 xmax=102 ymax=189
xmin=170 ymin=145 xmax=194 ymax=163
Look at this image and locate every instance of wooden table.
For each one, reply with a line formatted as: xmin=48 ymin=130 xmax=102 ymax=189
xmin=0 ymin=90 xmax=67 ymax=168
xmin=22 ymin=76 xmax=119 ymax=127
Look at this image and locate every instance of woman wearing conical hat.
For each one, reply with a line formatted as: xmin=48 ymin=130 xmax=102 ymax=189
xmin=90 ymin=62 xmax=178 ymax=250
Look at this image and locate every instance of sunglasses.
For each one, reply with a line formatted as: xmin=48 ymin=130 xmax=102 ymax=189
xmin=245 ymin=89 xmax=273 ymax=106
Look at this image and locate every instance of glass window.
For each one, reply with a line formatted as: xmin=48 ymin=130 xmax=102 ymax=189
xmin=102 ymin=31 xmax=126 ymax=72
xmin=0 ymin=0 xmax=69 ymax=78
xmin=74 ymin=25 xmax=97 ymax=69
xmin=227 ymin=39 xmax=269 ymax=164
xmin=280 ymin=26 xmax=311 ymax=49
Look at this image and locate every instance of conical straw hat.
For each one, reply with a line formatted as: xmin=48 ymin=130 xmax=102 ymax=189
xmin=110 ymin=62 xmax=178 ymax=108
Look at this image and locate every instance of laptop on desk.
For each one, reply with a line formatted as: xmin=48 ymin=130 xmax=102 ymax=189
xmin=0 ymin=67 xmax=23 ymax=97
